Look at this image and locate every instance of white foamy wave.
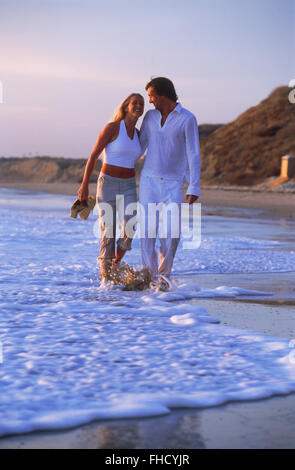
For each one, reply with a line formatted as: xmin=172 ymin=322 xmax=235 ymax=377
xmin=0 ymin=313 xmax=294 ymax=437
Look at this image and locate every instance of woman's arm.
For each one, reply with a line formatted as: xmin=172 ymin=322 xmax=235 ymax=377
xmin=139 ymin=112 xmax=149 ymax=154
xmin=78 ymin=122 xmax=119 ymax=201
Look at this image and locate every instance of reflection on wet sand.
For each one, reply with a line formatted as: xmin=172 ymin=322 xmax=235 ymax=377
xmin=93 ymin=413 xmax=204 ymax=449
xmin=229 ymin=298 xmax=295 ymax=307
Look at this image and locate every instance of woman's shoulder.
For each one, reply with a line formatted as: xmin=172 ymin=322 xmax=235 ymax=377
xmin=105 ymin=120 xmax=121 ymax=133
xmin=102 ymin=120 xmax=121 ymax=142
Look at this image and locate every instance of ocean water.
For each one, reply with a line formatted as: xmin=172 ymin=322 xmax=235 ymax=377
xmin=0 ymin=187 xmax=295 ymax=437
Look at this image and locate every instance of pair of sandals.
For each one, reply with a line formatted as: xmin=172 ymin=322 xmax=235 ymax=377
xmin=70 ymin=196 xmax=96 ymax=220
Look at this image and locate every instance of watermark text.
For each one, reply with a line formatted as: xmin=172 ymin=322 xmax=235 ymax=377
xmin=93 ymin=199 xmax=202 ymax=249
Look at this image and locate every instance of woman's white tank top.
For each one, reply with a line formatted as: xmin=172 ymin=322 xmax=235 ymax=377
xmin=103 ymin=120 xmax=142 ymax=169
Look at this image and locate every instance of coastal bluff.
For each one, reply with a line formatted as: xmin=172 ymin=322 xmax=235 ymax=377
xmin=200 ymin=86 xmax=295 ymax=185
xmin=0 ymin=156 xmax=100 ymax=184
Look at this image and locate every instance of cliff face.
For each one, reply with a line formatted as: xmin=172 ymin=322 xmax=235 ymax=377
xmin=200 ymin=86 xmax=295 ymax=185
xmin=0 ymin=157 xmax=102 ymax=184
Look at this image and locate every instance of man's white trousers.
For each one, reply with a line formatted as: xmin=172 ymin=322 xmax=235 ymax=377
xmin=139 ymin=174 xmax=183 ymax=278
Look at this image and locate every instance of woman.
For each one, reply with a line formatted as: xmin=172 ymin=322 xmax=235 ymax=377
xmin=78 ymin=93 xmax=144 ymax=281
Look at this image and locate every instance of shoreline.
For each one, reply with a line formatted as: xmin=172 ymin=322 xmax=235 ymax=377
xmin=1 ymin=392 xmax=295 ymax=449
xmin=2 ymin=181 xmax=295 ymax=217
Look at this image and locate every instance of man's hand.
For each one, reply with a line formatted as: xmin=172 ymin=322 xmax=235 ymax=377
xmin=186 ymin=194 xmax=199 ymax=205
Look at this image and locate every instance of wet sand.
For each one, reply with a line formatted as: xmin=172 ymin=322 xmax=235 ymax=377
xmin=1 ymin=181 xmax=295 ymax=217
xmin=201 ymin=186 xmax=295 ymax=218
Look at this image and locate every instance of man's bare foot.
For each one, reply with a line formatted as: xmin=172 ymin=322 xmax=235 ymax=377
xmin=150 ymin=275 xmax=171 ymax=292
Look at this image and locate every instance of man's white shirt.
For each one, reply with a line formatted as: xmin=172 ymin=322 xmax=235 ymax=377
xmin=139 ymin=103 xmax=201 ymax=197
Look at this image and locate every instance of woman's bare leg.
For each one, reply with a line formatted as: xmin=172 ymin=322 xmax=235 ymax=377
xmin=114 ymin=246 xmax=126 ymax=264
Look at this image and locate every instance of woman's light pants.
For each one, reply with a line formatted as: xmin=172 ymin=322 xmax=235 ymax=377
xmin=96 ymin=173 xmax=137 ymax=260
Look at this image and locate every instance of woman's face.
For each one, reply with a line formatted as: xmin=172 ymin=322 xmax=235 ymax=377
xmin=126 ymin=95 xmax=144 ymax=118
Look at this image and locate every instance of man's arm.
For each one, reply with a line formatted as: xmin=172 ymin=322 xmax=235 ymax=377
xmin=184 ymin=115 xmax=201 ymax=203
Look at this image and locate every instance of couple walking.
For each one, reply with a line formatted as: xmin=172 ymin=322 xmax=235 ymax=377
xmin=78 ymin=77 xmax=201 ymax=289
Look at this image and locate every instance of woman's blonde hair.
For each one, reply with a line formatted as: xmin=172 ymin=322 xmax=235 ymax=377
xmin=112 ymin=93 xmax=144 ymax=122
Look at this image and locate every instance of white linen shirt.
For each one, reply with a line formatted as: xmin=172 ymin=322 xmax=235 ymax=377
xmin=139 ymin=103 xmax=201 ymax=196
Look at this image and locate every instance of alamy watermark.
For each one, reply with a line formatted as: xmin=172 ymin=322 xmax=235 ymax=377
xmin=0 ymin=80 xmax=3 ymax=104
xmin=288 ymin=79 xmax=295 ymax=104
xmin=93 ymin=198 xmax=202 ymax=249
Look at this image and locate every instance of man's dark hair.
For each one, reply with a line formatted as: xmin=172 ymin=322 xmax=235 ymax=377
xmin=145 ymin=77 xmax=178 ymax=102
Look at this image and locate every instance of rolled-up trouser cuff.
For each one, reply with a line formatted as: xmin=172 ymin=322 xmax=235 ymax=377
xmin=117 ymin=237 xmax=132 ymax=251
xmin=98 ymin=237 xmax=116 ymax=260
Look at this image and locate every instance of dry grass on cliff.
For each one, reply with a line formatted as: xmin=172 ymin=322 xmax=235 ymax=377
xmin=200 ymin=86 xmax=295 ymax=186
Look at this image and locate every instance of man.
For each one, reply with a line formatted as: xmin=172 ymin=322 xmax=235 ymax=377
xmin=139 ymin=77 xmax=200 ymax=287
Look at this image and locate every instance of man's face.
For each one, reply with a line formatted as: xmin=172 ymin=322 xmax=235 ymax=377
xmin=147 ymin=87 xmax=163 ymax=110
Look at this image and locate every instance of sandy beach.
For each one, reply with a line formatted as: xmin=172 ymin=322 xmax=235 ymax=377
xmin=1 ymin=183 xmax=295 ymax=449
xmin=2 ymin=181 xmax=295 ymax=217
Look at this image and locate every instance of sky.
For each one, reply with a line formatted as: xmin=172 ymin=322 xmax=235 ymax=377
xmin=0 ymin=0 xmax=294 ymax=158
